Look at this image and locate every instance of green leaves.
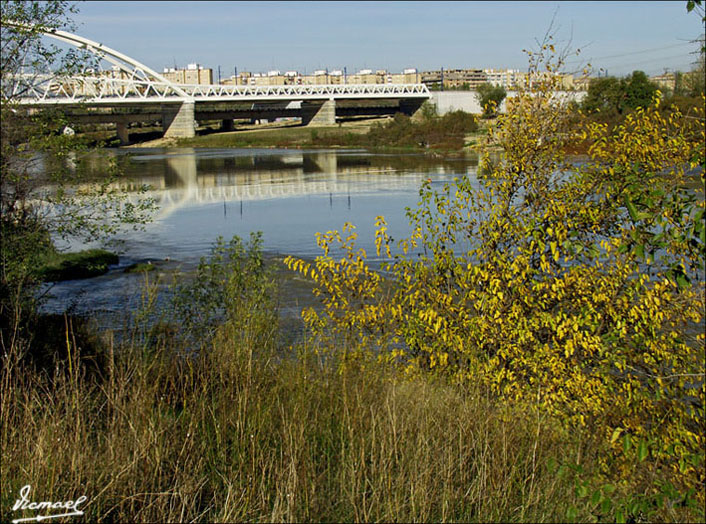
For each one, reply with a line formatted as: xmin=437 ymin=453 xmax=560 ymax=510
xmin=637 ymin=439 xmax=649 ymax=462
xmin=172 ymin=233 xmax=277 ymax=348
xmin=475 ymin=83 xmax=507 ymax=117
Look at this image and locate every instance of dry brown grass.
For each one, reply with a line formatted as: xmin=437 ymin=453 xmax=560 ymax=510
xmin=2 ymin=312 xmax=590 ymax=523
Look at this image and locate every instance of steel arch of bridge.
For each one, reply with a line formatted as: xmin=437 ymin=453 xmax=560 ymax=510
xmin=5 ymin=23 xmax=431 ymax=106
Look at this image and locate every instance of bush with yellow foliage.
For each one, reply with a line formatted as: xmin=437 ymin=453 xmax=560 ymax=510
xmin=286 ymin=42 xmax=705 ymax=507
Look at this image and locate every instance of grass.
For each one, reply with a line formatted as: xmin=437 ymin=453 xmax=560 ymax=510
xmin=3 ymin=239 xmax=701 ymax=522
xmin=1 ymin=311 xmax=590 ymax=523
xmin=175 ymin=122 xmax=371 ymax=149
xmin=37 ymin=249 xmax=119 ymax=282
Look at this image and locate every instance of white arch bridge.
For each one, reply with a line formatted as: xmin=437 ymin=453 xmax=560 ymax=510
xmin=5 ymin=23 xmax=431 ymax=140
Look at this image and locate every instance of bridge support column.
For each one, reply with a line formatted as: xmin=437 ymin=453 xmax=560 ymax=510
xmin=162 ymin=101 xmax=196 ymax=138
xmin=116 ymin=122 xmax=130 ymax=145
xmin=301 ymin=99 xmax=336 ymax=126
xmin=221 ymin=119 xmax=234 ymax=131
xmin=399 ymin=99 xmax=427 ymax=121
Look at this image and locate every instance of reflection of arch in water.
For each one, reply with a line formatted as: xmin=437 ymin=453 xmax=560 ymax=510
xmin=131 ymin=168 xmax=461 ymax=221
xmin=79 ymin=150 xmax=479 ymax=221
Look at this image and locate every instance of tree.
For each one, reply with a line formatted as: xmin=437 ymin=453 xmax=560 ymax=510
xmin=622 ymin=70 xmax=658 ymax=109
xmin=475 ymin=82 xmax=507 ymax=117
xmin=582 ymin=71 xmax=658 ymax=116
xmin=581 ymin=76 xmax=623 ymax=114
xmin=287 ymin=40 xmax=705 ymax=501
xmin=1 ymin=1 xmax=153 ymax=359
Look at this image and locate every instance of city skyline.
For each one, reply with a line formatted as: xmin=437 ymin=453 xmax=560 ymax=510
xmin=68 ymin=1 xmax=703 ymax=78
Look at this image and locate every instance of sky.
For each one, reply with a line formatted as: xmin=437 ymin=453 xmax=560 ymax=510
xmin=67 ymin=1 xmax=704 ymax=78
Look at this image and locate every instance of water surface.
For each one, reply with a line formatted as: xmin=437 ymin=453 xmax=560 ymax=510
xmin=42 ymin=148 xmax=481 ymax=320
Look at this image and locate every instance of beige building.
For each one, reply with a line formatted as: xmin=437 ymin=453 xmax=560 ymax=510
xmin=218 ymin=68 xmax=420 ymax=87
xmin=650 ymin=72 xmax=676 ymax=91
xmin=421 ymin=68 xmax=574 ymax=91
xmin=388 ymin=69 xmax=421 ymax=84
xmin=213 ymin=66 xmax=574 ymax=91
xmin=483 ymin=68 xmax=524 ymax=89
xmin=420 ymin=69 xmax=489 ymax=90
xmin=572 ymin=75 xmax=593 ymax=91
xmin=162 ymin=64 xmax=213 ymax=85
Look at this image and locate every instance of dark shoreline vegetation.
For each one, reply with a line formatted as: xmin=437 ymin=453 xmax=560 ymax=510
xmin=170 ymin=109 xmax=482 ymax=152
xmin=3 ymin=3 xmax=705 ymax=521
xmin=37 ymin=248 xmax=119 ymax=282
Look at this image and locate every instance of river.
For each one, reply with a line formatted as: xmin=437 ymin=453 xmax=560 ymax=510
xmin=40 ymin=148 xmax=482 ymax=327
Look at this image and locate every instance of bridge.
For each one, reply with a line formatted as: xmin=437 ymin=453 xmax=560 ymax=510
xmin=5 ymin=23 xmax=431 ymax=142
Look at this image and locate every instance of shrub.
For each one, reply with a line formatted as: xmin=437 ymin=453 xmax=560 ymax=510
xmin=287 ymin=43 xmax=705 ymax=507
xmin=172 ymin=233 xmax=277 ymax=349
xmin=364 ymin=110 xmax=477 ymax=149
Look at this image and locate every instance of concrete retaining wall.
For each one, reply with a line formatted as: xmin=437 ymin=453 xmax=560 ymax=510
xmin=431 ymin=91 xmax=587 ymax=115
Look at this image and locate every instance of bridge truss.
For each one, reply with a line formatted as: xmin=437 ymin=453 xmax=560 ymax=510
xmin=5 ymin=23 xmax=430 ymax=106
xmin=15 ymin=76 xmax=431 ymax=105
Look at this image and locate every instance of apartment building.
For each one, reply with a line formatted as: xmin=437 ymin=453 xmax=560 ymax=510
xmin=162 ymin=63 xmax=213 ymax=85
xmin=571 ymin=75 xmax=593 ymax=91
xmin=484 ymin=68 xmax=524 ymax=89
xmin=218 ymin=68 xmax=420 ymax=86
xmin=214 ymin=66 xmax=575 ymax=91
xmin=650 ymin=72 xmax=676 ymax=91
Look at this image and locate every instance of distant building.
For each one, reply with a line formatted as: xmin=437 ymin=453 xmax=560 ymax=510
xmin=347 ymin=69 xmax=385 ymax=84
xmin=650 ymin=72 xmax=676 ymax=92
xmin=572 ymin=75 xmax=593 ymax=91
xmin=419 ymin=69 xmax=495 ymax=90
xmin=213 ymin=65 xmax=574 ymax=91
xmin=483 ymin=68 xmax=523 ymax=89
xmin=162 ymin=63 xmax=213 ymax=85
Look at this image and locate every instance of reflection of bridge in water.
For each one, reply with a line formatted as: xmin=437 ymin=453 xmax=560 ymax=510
xmin=111 ymin=150 xmax=473 ymax=220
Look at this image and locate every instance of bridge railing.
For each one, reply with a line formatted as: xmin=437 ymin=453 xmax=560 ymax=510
xmin=181 ymin=83 xmax=431 ymax=101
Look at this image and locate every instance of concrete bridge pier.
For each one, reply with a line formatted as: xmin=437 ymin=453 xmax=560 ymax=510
xmin=309 ymin=151 xmax=337 ymax=173
xmin=162 ymin=101 xmax=196 ymax=138
xmin=399 ymin=99 xmax=426 ymax=120
xmin=301 ymin=99 xmax=336 ymax=126
xmin=116 ymin=122 xmax=130 ymax=145
xmin=221 ymin=119 xmax=234 ymax=132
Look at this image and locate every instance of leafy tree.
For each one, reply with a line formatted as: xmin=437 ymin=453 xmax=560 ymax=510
xmin=622 ymin=70 xmax=658 ymax=109
xmin=1 ymin=1 xmax=153 ymax=359
xmin=287 ymin=39 xmax=705 ymax=505
xmin=581 ymin=76 xmax=623 ymax=114
xmin=475 ymin=82 xmax=507 ymax=117
xmin=582 ymin=71 xmax=658 ymax=116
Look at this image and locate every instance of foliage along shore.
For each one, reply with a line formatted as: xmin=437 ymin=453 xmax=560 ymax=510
xmin=37 ymin=248 xmax=119 ymax=282
xmin=118 ymin=108 xmax=484 ymax=153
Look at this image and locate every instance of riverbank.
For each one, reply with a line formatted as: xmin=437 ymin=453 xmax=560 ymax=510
xmin=123 ymin=113 xmax=486 ymax=153
xmin=5 ymin=248 xmax=700 ymax=523
xmin=0 ymin=309 xmax=590 ymax=522
xmin=37 ymin=248 xmax=119 ymax=282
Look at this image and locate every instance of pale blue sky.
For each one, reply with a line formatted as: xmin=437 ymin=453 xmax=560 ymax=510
xmin=69 ymin=1 xmax=704 ymax=77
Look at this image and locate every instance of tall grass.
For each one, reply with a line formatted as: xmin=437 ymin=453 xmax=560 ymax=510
xmin=1 ymin=318 xmax=588 ymax=522
xmin=2 ymin=235 xmax=695 ymax=522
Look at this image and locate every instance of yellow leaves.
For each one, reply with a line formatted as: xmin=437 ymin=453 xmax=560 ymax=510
xmin=283 ymin=48 xmax=705 ymax=495
xmin=374 ymin=215 xmax=392 ymax=258
xmin=549 ymin=241 xmax=559 ymax=262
